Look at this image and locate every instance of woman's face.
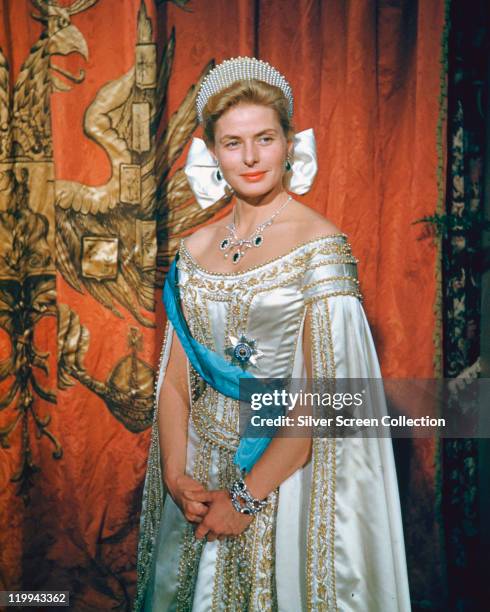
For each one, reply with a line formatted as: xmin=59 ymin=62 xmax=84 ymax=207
xmin=211 ymin=103 xmax=291 ymax=199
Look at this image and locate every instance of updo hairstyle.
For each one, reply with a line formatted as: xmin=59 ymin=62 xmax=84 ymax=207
xmin=202 ymin=79 xmax=295 ymax=146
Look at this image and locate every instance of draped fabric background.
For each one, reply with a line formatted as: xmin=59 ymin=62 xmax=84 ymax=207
xmin=0 ymin=1 xmax=448 ymax=609
xmin=441 ymin=0 xmax=487 ymax=609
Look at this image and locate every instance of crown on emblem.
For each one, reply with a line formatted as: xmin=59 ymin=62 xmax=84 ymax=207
xmin=196 ymin=56 xmax=294 ymax=123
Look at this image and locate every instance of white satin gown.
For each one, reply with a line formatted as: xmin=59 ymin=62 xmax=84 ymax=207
xmin=134 ymin=234 xmax=411 ymax=612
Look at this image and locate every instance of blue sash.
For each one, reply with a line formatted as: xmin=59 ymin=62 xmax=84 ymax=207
xmin=163 ymin=254 xmax=276 ymax=473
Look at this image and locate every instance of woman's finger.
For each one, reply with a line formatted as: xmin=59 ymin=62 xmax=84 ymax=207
xmin=184 ymin=489 xmax=213 ymax=503
xmin=194 ymin=522 xmax=210 ymax=540
xmin=185 ymin=513 xmax=203 ymax=524
xmin=187 ymin=501 xmax=209 ymax=516
xmin=176 ymin=475 xmax=205 ymax=491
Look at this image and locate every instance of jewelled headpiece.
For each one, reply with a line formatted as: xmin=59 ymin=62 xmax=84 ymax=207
xmin=196 ymin=56 xmax=294 ymax=123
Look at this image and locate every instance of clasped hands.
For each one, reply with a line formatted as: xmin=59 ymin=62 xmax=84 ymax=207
xmin=168 ymin=474 xmax=253 ymax=541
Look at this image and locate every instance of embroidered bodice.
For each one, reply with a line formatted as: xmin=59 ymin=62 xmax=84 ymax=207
xmin=176 ymin=233 xmax=362 ymax=380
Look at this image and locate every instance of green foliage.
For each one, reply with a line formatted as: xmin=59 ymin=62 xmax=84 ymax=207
xmin=413 ymin=210 xmax=490 ymax=241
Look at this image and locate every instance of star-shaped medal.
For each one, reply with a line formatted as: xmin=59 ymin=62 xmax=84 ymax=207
xmin=225 ymin=334 xmax=264 ymax=370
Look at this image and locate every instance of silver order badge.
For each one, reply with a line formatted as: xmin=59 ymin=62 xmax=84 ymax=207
xmin=225 ymin=334 xmax=264 ymax=369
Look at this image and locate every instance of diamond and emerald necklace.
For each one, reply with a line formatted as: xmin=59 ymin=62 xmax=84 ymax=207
xmin=219 ymin=195 xmax=292 ymax=264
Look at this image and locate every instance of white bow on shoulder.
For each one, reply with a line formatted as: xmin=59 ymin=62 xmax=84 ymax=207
xmin=184 ymin=128 xmax=318 ymax=209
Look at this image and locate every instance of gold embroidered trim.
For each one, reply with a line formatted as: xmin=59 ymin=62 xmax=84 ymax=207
xmin=306 ymin=298 xmax=338 ymax=611
xmin=306 ymin=256 xmax=359 ymax=270
xmin=302 ymin=275 xmax=360 ymax=292
xmin=180 ymin=259 xmax=305 ymax=294
xmin=180 ymin=233 xmax=349 ymax=277
xmin=191 ymin=394 xmax=240 ymax=451
xmin=175 ymin=373 xmax=215 ymax=610
xmin=134 ymin=320 xmax=172 ymax=612
xmin=305 ymin=290 xmax=363 ymax=304
xmin=322 ymin=299 xmax=338 ymax=611
xmin=248 ymin=490 xmax=279 ymax=610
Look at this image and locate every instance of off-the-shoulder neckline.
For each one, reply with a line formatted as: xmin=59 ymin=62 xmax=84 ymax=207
xmin=179 ymin=233 xmax=349 ymax=278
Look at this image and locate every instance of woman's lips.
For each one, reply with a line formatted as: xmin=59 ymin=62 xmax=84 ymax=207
xmin=241 ymin=171 xmax=267 ymax=182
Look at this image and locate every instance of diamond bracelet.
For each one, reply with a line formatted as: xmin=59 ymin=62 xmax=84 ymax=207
xmin=229 ymin=477 xmax=268 ymax=515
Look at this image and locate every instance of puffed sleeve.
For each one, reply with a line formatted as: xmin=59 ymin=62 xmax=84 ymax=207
xmin=302 ymin=234 xmax=362 ymax=307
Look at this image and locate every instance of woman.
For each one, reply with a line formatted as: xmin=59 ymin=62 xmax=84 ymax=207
xmin=135 ymin=57 xmax=411 ymax=611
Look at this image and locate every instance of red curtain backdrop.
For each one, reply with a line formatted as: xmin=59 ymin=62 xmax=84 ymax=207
xmin=0 ymin=0 xmax=448 ymax=609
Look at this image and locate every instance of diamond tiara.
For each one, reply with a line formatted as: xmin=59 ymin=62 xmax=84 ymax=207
xmin=195 ymin=56 xmax=294 ymax=123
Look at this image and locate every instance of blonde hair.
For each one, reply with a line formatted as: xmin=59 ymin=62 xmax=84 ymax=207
xmin=202 ymin=79 xmax=294 ymax=146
